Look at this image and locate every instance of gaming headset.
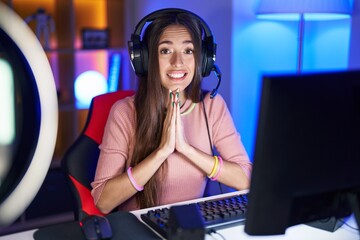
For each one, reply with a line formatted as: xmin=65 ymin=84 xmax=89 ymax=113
xmin=128 ymin=8 xmax=221 ymax=98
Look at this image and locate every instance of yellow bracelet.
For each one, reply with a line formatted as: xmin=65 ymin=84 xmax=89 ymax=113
xmin=208 ymin=156 xmax=219 ymax=178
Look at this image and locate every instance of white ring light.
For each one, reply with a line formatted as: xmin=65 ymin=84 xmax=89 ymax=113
xmin=0 ymin=3 xmax=58 ymax=226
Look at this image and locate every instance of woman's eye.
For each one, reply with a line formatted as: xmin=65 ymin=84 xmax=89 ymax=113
xmin=184 ymin=49 xmax=194 ymax=54
xmin=160 ymin=49 xmax=171 ymax=54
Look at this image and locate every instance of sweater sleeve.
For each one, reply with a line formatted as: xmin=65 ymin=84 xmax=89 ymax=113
xmin=91 ymin=97 xmax=135 ymax=205
xmin=206 ymin=93 xmax=252 ymax=179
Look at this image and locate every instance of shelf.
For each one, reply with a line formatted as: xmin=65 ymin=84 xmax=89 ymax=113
xmin=45 ymin=47 xmax=125 ymax=54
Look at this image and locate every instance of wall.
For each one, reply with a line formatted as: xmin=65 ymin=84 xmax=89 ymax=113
xmin=233 ymin=0 xmax=353 ymax=158
xmin=349 ymin=0 xmax=360 ymax=69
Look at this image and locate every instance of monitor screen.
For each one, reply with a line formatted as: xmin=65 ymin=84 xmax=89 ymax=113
xmin=0 ymin=3 xmax=58 ymax=227
xmin=245 ymin=70 xmax=360 ymax=235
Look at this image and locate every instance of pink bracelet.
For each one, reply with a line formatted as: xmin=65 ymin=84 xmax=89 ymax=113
xmin=210 ymin=156 xmax=223 ymax=181
xmin=127 ymin=167 xmax=144 ymax=191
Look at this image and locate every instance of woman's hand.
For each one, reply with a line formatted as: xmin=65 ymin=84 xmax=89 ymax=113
xmin=158 ymin=89 xmax=177 ymax=156
xmin=159 ymin=89 xmax=190 ymax=156
xmin=174 ymin=92 xmax=189 ymax=153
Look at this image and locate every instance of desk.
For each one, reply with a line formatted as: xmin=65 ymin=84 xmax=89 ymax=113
xmin=132 ymin=190 xmax=359 ymax=240
xmin=0 ymin=190 xmax=358 ymax=240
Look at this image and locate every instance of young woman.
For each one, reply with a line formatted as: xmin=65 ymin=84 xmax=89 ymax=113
xmin=91 ymin=9 xmax=252 ymax=214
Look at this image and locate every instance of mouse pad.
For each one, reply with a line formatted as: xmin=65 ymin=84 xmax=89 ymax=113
xmin=33 ymin=211 xmax=161 ymax=240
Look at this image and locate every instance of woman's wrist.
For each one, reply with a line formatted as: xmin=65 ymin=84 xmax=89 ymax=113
xmin=177 ymin=143 xmax=194 ymax=156
xmin=155 ymin=147 xmax=172 ymax=162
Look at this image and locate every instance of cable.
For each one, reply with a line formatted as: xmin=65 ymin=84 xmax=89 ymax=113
xmin=201 ymin=91 xmax=214 ymax=156
xmin=207 ymin=229 xmax=226 ymax=240
xmin=201 ymin=91 xmax=224 ymax=194
xmin=339 ymin=218 xmax=359 ymax=231
xmin=206 ymin=232 xmax=217 ymax=240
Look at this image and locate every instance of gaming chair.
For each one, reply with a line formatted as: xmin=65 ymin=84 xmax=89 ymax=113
xmin=61 ymin=90 xmax=135 ymax=220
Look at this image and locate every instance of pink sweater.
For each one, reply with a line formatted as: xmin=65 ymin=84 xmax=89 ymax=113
xmin=91 ymin=93 xmax=252 ymax=211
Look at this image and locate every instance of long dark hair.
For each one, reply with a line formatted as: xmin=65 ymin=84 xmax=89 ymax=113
xmin=131 ymin=11 xmax=204 ymax=208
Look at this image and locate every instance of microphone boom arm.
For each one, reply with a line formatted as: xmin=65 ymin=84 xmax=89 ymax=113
xmin=210 ymin=64 xmax=222 ymax=99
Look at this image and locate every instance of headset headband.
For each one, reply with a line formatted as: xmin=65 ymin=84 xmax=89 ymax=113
xmin=133 ymin=8 xmax=213 ymax=38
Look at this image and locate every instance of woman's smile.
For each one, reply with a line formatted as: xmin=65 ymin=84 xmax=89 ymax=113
xmin=167 ymin=71 xmax=188 ymax=81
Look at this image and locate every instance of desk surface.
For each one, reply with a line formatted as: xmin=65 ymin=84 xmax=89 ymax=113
xmin=0 ymin=190 xmax=358 ymax=240
xmin=131 ymin=190 xmax=359 ymax=240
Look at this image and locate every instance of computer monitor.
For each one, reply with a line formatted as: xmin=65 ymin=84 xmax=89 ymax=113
xmin=0 ymin=3 xmax=58 ymax=227
xmin=245 ymin=70 xmax=360 ymax=235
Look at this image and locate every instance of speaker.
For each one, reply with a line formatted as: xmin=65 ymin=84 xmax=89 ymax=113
xmin=128 ymin=8 xmax=217 ymax=78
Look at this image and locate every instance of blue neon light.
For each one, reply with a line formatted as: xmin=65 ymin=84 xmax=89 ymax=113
xmin=257 ymin=13 xmax=351 ymax=21
xmin=108 ymin=53 xmax=121 ymax=92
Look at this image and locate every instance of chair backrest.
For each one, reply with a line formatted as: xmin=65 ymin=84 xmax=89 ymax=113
xmin=61 ymin=90 xmax=135 ymax=220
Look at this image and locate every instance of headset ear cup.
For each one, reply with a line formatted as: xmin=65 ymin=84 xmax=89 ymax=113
xmin=140 ymin=42 xmax=148 ymax=75
xmin=129 ymin=36 xmax=141 ymax=75
xmin=128 ymin=35 xmax=148 ymax=76
xmin=201 ymin=42 xmax=208 ymax=77
xmin=201 ymin=37 xmax=216 ymax=77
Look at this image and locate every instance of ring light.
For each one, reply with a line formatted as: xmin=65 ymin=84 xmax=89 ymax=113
xmin=0 ymin=3 xmax=58 ymax=226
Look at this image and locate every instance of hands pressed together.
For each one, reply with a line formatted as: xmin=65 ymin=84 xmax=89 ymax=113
xmin=159 ymin=89 xmax=189 ymax=157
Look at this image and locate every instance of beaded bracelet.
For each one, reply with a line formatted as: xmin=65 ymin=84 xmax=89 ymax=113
xmin=127 ymin=167 xmax=144 ymax=191
xmin=208 ymin=156 xmax=219 ymax=178
xmin=210 ymin=155 xmax=223 ymax=181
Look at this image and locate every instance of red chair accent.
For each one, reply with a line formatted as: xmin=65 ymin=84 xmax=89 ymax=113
xmin=61 ymin=90 xmax=135 ymax=220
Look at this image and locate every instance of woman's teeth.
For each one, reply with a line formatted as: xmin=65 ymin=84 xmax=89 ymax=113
xmin=168 ymin=73 xmax=185 ymax=79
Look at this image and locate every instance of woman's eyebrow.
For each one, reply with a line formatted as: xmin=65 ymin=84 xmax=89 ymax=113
xmin=158 ymin=40 xmax=193 ymax=45
xmin=158 ymin=40 xmax=172 ymax=45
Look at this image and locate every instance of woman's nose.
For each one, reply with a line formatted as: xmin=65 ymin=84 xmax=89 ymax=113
xmin=171 ymin=52 xmax=183 ymax=67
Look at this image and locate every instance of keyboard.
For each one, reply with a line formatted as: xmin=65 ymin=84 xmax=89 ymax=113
xmin=140 ymin=193 xmax=248 ymax=238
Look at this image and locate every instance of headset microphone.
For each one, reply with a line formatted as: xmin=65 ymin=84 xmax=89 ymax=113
xmin=210 ymin=64 xmax=221 ymax=99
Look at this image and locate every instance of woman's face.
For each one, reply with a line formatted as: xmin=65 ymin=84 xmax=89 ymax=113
xmin=158 ymin=24 xmax=195 ymax=93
